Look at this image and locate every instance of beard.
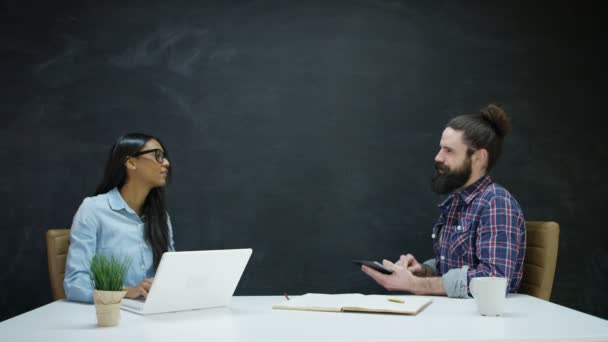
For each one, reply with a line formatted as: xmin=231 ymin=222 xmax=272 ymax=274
xmin=431 ymin=157 xmax=472 ymax=194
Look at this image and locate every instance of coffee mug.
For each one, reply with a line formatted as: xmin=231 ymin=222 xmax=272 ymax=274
xmin=470 ymin=277 xmax=507 ymax=316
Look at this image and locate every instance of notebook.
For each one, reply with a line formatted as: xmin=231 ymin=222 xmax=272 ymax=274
xmin=121 ymin=248 xmax=252 ymax=315
xmin=272 ymin=293 xmax=433 ymax=315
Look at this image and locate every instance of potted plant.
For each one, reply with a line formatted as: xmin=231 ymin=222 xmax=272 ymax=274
xmin=89 ymin=255 xmax=131 ymax=327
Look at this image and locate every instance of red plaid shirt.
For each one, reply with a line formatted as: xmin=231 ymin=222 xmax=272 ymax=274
xmin=432 ymin=176 xmax=526 ymax=293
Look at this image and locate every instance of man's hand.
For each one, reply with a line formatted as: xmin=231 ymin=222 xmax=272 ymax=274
xmin=361 ymin=259 xmax=420 ymax=293
xmin=125 ymin=278 xmax=154 ymax=299
xmin=395 ymin=254 xmax=424 ymax=275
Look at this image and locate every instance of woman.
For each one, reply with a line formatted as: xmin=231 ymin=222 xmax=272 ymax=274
xmin=64 ymin=133 xmax=174 ymax=303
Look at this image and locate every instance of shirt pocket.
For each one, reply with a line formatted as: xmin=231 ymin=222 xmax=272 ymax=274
xmin=447 ymin=220 xmax=474 ymax=257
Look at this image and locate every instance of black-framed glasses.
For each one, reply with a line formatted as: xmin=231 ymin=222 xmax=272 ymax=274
xmin=130 ymin=149 xmax=168 ymax=163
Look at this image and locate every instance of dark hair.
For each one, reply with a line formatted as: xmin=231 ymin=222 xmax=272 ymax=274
xmin=447 ymin=104 xmax=512 ymax=172
xmin=95 ymin=133 xmax=171 ymax=270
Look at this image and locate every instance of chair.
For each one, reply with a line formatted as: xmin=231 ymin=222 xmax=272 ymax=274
xmin=519 ymin=221 xmax=560 ymax=301
xmin=46 ymin=228 xmax=70 ymax=300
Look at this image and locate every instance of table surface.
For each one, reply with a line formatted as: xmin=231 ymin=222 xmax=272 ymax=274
xmin=1 ymin=294 xmax=607 ymax=342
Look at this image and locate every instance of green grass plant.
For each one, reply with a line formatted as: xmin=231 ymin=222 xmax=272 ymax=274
xmin=89 ymin=255 xmax=132 ymax=291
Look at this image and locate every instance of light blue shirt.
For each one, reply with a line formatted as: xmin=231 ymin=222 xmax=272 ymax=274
xmin=64 ymin=188 xmax=175 ymax=303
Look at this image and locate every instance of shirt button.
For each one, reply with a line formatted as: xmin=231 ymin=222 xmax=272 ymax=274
xmin=431 ymin=234 xmax=436 ymax=239
xmin=440 ymin=255 xmax=445 ymax=260
xmin=141 ymin=265 xmax=145 ymax=270
xmin=456 ymin=225 xmax=462 ymax=231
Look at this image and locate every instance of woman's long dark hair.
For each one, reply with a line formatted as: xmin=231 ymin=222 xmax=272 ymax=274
xmin=95 ymin=133 xmax=171 ymax=270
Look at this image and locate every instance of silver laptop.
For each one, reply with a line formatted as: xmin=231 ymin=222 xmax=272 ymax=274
xmin=121 ymin=248 xmax=252 ymax=315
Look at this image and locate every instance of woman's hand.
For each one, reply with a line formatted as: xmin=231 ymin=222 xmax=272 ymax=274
xmin=125 ymin=278 xmax=154 ymax=299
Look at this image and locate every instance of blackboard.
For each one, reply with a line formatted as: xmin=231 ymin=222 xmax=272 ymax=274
xmin=1 ymin=0 xmax=606 ymax=321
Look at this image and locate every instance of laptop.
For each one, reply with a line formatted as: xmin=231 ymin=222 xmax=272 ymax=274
xmin=121 ymin=248 xmax=252 ymax=315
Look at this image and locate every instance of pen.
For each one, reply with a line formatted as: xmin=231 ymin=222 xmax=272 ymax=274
xmin=388 ymin=298 xmax=405 ymax=304
xmin=284 ymin=293 xmax=290 ymax=300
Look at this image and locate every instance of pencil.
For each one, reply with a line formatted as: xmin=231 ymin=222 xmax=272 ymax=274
xmin=388 ymin=297 xmax=405 ymax=303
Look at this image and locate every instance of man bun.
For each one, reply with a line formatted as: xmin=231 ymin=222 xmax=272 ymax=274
xmin=480 ymin=104 xmax=511 ymax=138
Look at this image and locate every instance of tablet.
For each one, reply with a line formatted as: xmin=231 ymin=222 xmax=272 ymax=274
xmin=352 ymin=259 xmax=393 ymax=274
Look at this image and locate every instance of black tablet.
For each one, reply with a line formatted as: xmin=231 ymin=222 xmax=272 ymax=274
xmin=352 ymin=259 xmax=393 ymax=274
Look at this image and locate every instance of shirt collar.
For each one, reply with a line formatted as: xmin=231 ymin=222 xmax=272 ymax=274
xmin=459 ymin=175 xmax=492 ymax=204
xmin=438 ymin=175 xmax=493 ymax=208
xmin=108 ymin=187 xmax=131 ymax=212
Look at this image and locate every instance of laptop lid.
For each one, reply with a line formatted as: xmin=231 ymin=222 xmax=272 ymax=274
xmin=121 ymin=248 xmax=252 ymax=314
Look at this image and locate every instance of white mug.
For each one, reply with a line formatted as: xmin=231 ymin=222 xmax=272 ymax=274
xmin=470 ymin=277 xmax=507 ymax=316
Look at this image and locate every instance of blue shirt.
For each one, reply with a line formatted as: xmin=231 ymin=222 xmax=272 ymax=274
xmin=64 ymin=188 xmax=175 ymax=303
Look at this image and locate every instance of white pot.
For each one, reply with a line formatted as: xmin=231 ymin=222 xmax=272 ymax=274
xmin=93 ymin=289 xmax=127 ymax=327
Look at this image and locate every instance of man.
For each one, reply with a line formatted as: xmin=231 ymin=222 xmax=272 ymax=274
xmin=362 ymin=104 xmax=526 ymax=298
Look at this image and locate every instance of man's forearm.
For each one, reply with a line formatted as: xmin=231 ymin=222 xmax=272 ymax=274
xmin=414 ymin=277 xmax=447 ymax=296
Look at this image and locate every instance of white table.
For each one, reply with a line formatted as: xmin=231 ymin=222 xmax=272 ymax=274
xmin=1 ymin=294 xmax=607 ymax=341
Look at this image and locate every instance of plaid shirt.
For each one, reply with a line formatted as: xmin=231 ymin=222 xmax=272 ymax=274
xmin=432 ymin=176 xmax=526 ymax=293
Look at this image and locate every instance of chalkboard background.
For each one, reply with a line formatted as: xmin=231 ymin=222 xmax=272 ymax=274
xmin=1 ymin=0 xmax=606 ymax=321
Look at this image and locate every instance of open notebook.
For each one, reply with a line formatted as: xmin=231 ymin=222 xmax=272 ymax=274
xmin=272 ymin=293 xmax=433 ymax=315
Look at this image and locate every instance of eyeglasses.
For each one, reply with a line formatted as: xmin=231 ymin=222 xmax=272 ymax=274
xmin=130 ymin=149 xmax=168 ymax=163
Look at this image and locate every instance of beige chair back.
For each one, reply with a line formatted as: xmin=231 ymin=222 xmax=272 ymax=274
xmin=46 ymin=229 xmax=70 ymax=300
xmin=520 ymin=221 xmax=560 ymax=301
